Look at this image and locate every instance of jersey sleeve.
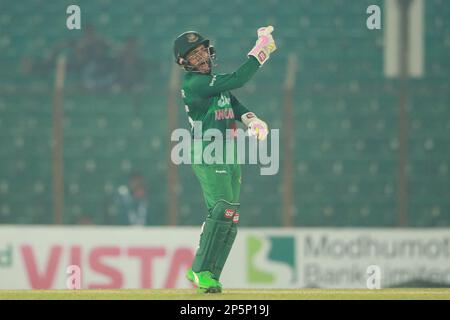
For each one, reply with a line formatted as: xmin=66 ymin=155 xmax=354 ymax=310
xmin=230 ymin=93 xmax=250 ymax=122
xmin=187 ymin=56 xmax=260 ymax=97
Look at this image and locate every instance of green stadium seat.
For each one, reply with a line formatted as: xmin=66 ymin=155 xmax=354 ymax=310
xmin=0 ymin=0 xmax=448 ymax=227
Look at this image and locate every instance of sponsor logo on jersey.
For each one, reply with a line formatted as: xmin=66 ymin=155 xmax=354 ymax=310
xmin=209 ymin=75 xmax=217 ymax=87
xmin=217 ymin=94 xmax=230 ymax=107
xmin=215 ymin=108 xmax=234 ymax=121
xmin=233 ymin=213 xmax=240 ymax=224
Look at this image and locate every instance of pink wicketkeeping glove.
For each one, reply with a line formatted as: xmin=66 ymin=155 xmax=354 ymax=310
xmin=257 ymin=26 xmax=277 ymax=54
xmin=248 ymin=26 xmax=277 ymax=66
xmin=241 ymin=112 xmax=269 ymax=141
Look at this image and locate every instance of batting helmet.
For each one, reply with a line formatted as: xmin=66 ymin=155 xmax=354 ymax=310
xmin=173 ymin=31 xmax=215 ymax=72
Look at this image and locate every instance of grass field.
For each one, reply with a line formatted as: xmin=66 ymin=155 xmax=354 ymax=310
xmin=1 ymin=288 xmax=450 ymax=300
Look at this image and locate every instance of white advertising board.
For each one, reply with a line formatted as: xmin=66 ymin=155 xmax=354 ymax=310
xmin=1 ymin=226 xmax=449 ymax=289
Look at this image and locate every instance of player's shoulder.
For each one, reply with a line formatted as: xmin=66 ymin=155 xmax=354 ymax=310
xmin=183 ymin=72 xmax=214 ymax=94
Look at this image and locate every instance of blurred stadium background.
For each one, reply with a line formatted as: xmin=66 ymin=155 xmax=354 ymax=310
xmin=0 ymin=0 xmax=449 ymax=290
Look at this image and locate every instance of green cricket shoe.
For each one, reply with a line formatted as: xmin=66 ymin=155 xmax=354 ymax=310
xmin=186 ymin=268 xmax=223 ymax=289
xmin=186 ymin=268 xmax=222 ymax=293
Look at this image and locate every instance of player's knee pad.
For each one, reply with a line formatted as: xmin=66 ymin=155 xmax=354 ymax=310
xmin=210 ymin=199 xmax=240 ymax=222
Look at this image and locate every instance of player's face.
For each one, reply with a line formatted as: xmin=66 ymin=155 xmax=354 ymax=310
xmin=186 ymin=45 xmax=211 ymax=73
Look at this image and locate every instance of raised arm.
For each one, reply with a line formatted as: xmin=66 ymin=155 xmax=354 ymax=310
xmin=188 ymin=26 xmax=277 ymax=97
xmin=188 ymin=57 xmax=260 ymax=97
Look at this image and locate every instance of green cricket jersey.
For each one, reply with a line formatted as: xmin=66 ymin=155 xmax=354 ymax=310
xmin=180 ymin=56 xmax=260 ymax=139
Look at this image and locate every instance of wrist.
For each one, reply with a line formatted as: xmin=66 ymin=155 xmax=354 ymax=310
xmin=248 ymin=35 xmax=271 ymax=65
xmin=241 ymin=112 xmax=257 ymax=127
xmin=248 ymin=47 xmax=270 ymax=66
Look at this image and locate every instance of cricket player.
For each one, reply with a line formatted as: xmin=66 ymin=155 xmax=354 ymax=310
xmin=173 ymin=26 xmax=277 ymax=293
